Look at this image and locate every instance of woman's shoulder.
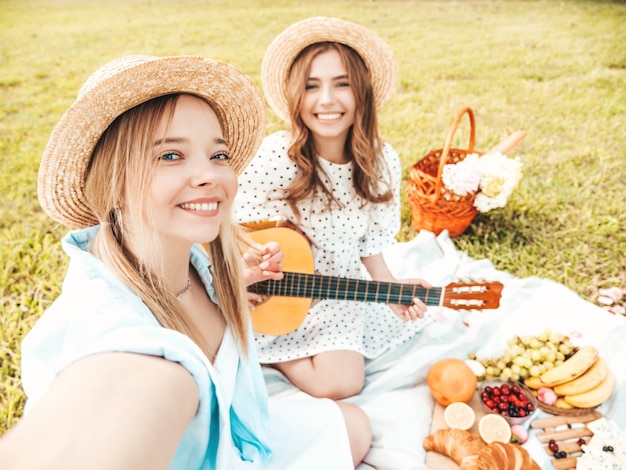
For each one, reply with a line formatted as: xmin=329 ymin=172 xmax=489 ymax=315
xmin=379 ymin=140 xmax=401 ymax=169
xmin=244 ymin=130 xmax=297 ymax=174
xmin=380 ymin=140 xmax=399 ymax=157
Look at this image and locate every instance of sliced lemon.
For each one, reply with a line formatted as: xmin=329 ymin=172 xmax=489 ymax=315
xmin=443 ymin=402 xmax=475 ymax=430
xmin=478 ymin=414 xmax=512 ymax=444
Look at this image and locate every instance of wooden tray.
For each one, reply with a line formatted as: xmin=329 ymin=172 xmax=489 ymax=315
xmin=537 ymin=401 xmax=597 ymax=417
xmin=529 ymin=411 xmax=603 ymax=470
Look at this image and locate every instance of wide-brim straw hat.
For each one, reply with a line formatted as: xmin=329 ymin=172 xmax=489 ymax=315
xmin=38 ymin=55 xmax=266 ymax=229
xmin=261 ymin=16 xmax=396 ymax=122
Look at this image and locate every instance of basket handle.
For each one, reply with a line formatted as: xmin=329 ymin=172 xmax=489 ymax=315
xmin=434 ymin=107 xmax=476 ymax=195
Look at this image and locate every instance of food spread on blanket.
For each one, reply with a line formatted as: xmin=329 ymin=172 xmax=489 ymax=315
xmin=577 ymin=417 xmax=626 ymax=469
xmin=423 ymin=428 xmax=540 ymax=469
xmin=530 ymin=412 xmax=624 ymax=470
xmin=524 ymin=349 xmax=614 ymax=411
xmin=469 ymin=329 xmax=615 ymax=412
xmin=423 ymin=328 xmax=622 ymax=469
xmin=478 ymin=380 xmax=538 ymax=425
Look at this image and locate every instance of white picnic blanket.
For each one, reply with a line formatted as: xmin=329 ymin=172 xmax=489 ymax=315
xmin=262 ymin=230 xmax=626 ymax=469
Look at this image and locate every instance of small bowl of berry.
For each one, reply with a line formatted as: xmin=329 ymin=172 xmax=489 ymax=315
xmin=479 ymin=380 xmax=538 ymax=425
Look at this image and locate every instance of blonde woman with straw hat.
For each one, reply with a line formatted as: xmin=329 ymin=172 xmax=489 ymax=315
xmin=0 ymin=55 xmax=356 ymax=469
xmin=235 ymin=17 xmax=432 ymax=412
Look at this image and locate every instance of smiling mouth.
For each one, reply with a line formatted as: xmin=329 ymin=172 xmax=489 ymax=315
xmin=316 ymin=113 xmax=342 ymax=121
xmin=179 ymin=202 xmax=218 ymax=211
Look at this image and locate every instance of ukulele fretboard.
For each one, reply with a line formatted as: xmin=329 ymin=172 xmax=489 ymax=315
xmin=250 ymin=272 xmax=443 ymax=306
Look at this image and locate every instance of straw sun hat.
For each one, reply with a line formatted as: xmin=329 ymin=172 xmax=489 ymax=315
xmin=261 ymin=16 xmax=397 ymax=122
xmin=38 ymin=55 xmax=267 ymax=229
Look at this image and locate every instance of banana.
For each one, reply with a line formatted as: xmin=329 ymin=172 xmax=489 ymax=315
xmin=553 ymin=357 xmax=608 ymax=396
xmin=564 ymin=371 xmax=614 ymax=409
xmin=539 ymin=345 xmax=599 ymax=387
xmin=555 ymin=398 xmax=574 ymax=409
xmin=524 ymin=376 xmax=544 ymax=390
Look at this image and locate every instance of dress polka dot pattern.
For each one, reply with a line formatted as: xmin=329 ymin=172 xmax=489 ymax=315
xmin=235 ymin=131 xmax=430 ymax=363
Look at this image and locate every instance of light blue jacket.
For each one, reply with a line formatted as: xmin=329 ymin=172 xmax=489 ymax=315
xmin=21 ymin=226 xmax=271 ymax=469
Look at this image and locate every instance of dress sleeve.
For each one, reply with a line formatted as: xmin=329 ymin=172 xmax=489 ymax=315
xmin=359 ymin=142 xmax=402 ymax=257
xmin=234 ymin=131 xmax=299 ymax=225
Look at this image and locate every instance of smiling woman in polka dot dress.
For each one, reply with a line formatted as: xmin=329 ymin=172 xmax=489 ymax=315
xmin=235 ymin=17 xmax=432 ymax=402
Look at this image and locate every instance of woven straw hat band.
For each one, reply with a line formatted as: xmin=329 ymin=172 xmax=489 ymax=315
xmin=261 ymin=17 xmax=396 ymax=122
xmin=38 ymin=56 xmax=266 ymax=228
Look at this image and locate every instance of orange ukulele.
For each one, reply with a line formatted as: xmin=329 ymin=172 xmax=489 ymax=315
xmin=247 ymin=227 xmax=503 ymax=336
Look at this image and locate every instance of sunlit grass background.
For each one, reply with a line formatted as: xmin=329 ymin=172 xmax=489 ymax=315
xmin=1 ymin=0 xmax=624 ymax=433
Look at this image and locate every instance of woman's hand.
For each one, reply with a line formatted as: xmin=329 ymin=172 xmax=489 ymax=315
xmin=243 ymin=241 xmax=284 ymax=285
xmin=361 ymin=252 xmax=431 ymax=321
xmin=242 ymin=241 xmax=284 ymax=310
xmin=387 ymin=278 xmax=431 ymax=321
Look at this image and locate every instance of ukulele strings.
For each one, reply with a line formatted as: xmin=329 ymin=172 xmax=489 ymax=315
xmin=261 ymin=272 xmax=444 ymax=306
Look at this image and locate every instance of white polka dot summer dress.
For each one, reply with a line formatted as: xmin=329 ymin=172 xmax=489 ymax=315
xmin=235 ymin=131 xmax=429 ymax=363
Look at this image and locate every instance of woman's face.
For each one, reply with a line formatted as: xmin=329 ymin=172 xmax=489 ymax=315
xmin=148 ymin=94 xmax=237 ymax=248
xmin=300 ymin=49 xmax=356 ymax=147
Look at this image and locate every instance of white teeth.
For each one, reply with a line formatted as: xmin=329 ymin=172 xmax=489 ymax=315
xmin=180 ymin=202 xmax=218 ymax=211
xmin=317 ymin=113 xmax=341 ymax=121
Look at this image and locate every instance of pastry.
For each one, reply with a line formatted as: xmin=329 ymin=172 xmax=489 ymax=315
xmin=423 ymin=428 xmax=540 ymax=470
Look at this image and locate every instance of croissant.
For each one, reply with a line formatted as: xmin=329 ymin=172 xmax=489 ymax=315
xmin=460 ymin=441 xmax=541 ymax=470
xmin=423 ymin=429 xmax=486 ymax=465
xmin=423 ymin=428 xmax=541 ymax=470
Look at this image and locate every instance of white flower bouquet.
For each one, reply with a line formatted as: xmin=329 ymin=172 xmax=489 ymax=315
xmin=407 ymin=107 xmax=526 ymax=237
xmin=441 ymin=152 xmax=523 ymax=213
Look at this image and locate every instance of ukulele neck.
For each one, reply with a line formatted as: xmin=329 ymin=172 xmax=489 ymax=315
xmin=250 ymin=272 xmax=443 ymax=306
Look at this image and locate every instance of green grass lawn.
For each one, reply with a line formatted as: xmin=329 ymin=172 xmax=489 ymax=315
xmin=1 ymin=0 xmax=624 ymax=433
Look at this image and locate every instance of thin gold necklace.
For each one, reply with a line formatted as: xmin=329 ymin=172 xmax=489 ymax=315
xmin=175 ymin=277 xmax=192 ymax=301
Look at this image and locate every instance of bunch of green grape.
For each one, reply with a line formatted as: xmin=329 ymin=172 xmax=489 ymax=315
xmin=468 ymin=328 xmax=576 ymax=382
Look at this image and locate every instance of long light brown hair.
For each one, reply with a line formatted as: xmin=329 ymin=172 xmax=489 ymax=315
xmin=84 ymin=94 xmax=249 ymax=359
xmin=284 ymin=42 xmax=394 ymax=218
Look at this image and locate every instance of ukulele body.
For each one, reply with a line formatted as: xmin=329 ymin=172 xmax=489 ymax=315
xmin=248 ymin=227 xmax=314 ymax=335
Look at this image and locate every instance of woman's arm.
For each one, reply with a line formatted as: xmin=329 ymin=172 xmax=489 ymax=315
xmin=361 ymin=252 xmax=430 ymax=321
xmin=360 ymin=252 xmax=397 ymax=283
xmin=0 ymin=352 xmax=198 ymax=470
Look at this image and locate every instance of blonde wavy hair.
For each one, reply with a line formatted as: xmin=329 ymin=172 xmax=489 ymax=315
xmin=84 ymin=94 xmax=249 ymax=360
xmin=284 ymin=42 xmax=394 ymax=218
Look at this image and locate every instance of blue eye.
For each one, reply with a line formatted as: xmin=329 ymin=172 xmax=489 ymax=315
xmin=159 ymin=151 xmax=181 ymax=161
xmin=212 ymin=151 xmax=231 ymax=161
xmin=338 ymin=81 xmax=350 ymax=88
xmin=305 ymin=83 xmax=318 ymax=91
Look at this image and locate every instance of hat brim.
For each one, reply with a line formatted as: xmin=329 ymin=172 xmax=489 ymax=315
xmin=261 ymin=17 xmax=396 ymax=122
xmin=38 ymin=56 xmax=266 ymax=229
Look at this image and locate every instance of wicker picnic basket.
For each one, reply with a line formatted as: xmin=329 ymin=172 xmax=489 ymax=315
xmin=407 ymin=107 xmax=481 ymax=237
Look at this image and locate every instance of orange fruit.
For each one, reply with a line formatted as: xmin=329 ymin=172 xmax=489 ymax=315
xmin=478 ymin=414 xmax=512 ymax=444
xmin=443 ymin=402 xmax=475 ymax=430
xmin=426 ymin=358 xmax=477 ymax=406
